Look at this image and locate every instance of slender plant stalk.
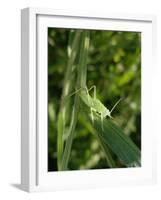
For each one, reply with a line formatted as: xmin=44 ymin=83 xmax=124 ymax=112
xmin=77 ymin=31 xmax=90 ymax=88
xmin=60 ymin=31 xmax=90 ymax=170
xmin=57 ymin=31 xmax=81 ymax=170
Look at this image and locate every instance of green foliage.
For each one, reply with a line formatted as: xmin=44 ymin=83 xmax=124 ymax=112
xmin=93 ymin=117 xmax=141 ymax=167
xmin=48 ymin=28 xmax=141 ymax=171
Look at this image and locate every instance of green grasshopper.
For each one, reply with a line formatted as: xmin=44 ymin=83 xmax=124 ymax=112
xmin=67 ymin=85 xmax=122 ymax=130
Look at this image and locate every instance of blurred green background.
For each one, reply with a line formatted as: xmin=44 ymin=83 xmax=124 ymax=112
xmin=48 ymin=28 xmax=141 ymax=171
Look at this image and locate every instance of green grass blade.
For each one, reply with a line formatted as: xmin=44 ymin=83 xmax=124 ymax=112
xmin=77 ymin=31 xmax=90 ymax=88
xmin=93 ymin=117 xmax=141 ymax=167
xmin=96 ymin=133 xmax=116 ymax=168
xmin=57 ymin=30 xmax=81 ymax=170
xmin=79 ymin=112 xmax=116 ymax=168
xmin=61 ymin=31 xmax=90 ymax=170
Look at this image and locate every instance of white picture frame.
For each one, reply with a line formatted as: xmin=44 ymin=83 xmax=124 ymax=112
xmin=21 ymin=7 xmax=156 ymax=192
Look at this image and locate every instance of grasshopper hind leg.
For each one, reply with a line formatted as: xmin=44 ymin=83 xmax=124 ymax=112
xmin=88 ymin=85 xmax=96 ymax=100
xmin=101 ymin=113 xmax=104 ymax=131
xmin=90 ymin=107 xmax=94 ymax=125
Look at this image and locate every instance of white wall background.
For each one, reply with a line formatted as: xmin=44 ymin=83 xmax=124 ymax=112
xmin=0 ymin=0 xmax=160 ymax=199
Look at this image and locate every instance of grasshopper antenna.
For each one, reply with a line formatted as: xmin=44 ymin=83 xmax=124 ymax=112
xmin=110 ymin=97 xmax=123 ymax=114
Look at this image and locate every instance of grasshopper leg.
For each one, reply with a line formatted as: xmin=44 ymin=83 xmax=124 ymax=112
xmin=101 ymin=113 xmax=104 ymax=131
xmin=84 ymin=86 xmax=90 ymax=103
xmin=90 ymin=107 xmax=95 ymax=125
xmin=88 ymin=85 xmax=96 ymax=100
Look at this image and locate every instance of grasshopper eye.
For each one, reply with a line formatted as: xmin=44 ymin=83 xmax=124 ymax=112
xmin=96 ymin=111 xmax=101 ymax=115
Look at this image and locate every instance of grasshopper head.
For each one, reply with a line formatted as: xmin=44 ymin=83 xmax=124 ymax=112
xmin=102 ymin=108 xmax=112 ymax=118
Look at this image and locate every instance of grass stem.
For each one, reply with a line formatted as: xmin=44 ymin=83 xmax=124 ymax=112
xmin=57 ymin=31 xmax=81 ymax=170
xmin=61 ymin=31 xmax=90 ymax=170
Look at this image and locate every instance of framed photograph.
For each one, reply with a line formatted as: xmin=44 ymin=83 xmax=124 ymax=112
xmin=21 ymin=7 xmax=156 ymax=192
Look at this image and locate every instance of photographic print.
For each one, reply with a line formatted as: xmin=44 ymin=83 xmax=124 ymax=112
xmin=21 ymin=8 xmax=155 ymax=191
xmin=48 ymin=28 xmax=141 ymax=172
